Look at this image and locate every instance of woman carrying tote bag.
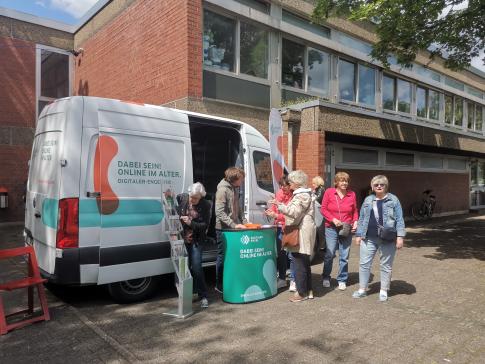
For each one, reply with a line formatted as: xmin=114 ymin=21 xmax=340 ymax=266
xmin=270 ymin=170 xmax=316 ymax=302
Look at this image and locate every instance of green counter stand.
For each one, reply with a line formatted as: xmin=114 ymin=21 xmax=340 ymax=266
xmin=221 ymin=227 xmax=277 ymax=303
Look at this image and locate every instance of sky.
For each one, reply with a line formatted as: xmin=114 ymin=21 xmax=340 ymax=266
xmin=0 ymin=0 xmax=97 ymax=24
xmin=0 ymin=0 xmax=483 ymax=72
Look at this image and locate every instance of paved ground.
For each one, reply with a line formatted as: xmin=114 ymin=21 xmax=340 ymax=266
xmin=1 ymin=214 xmax=484 ymax=364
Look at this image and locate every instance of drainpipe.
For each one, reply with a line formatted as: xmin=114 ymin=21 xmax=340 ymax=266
xmin=287 ymin=123 xmax=293 ymax=171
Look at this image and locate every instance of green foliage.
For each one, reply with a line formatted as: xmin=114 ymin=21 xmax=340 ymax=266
xmin=312 ymin=0 xmax=485 ymax=71
xmin=280 ymin=96 xmax=319 ymax=108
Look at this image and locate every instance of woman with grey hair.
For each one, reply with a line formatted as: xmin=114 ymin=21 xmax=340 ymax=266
xmin=353 ymin=175 xmax=406 ymax=302
xmin=270 ymin=170 xmax=316 ymax=302
xmin=176 ymin=182 xmax=211 ymax=308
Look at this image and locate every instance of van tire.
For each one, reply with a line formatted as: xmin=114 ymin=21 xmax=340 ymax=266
xmin=107 ymin=276 xmax=159 ymax=303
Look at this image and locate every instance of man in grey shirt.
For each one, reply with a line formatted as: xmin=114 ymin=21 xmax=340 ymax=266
xmin=215 ymin=167 xmax=248 ymax=292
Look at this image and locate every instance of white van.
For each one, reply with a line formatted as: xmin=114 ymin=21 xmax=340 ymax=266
xmin=25 ymin=96 xmax=274 ymax=302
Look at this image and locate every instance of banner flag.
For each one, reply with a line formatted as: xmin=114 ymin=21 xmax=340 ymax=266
xmin=268 ymin=108 xmax=287 ymax=193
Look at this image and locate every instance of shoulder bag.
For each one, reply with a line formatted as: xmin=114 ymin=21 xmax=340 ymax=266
xmin=282 ymin=193 xmax=312 ymax=248
xmin=335 ymin=195 xmax=352 ymax=237
xmin=372 ymin=199 xmax=397 ymax=242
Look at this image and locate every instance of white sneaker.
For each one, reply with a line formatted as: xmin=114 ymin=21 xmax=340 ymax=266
xmin=308 ymin=290 xmax=314 ymax=299
xmin=322 ymin=279 xmax=330 ymax=288
xmin=277 ymin=278 xmax=287 ymax=289
xmin=289 ymin=281 xmax=297 ymax=292
xmin=201 ymin=298 xmax=209 ymax=308
xmin=338 ymin=282 xmax=347 ymax=291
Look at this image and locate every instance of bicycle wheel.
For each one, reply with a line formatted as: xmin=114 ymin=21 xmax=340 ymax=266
xmin=411 ymin=202 xmax=426 ymax=221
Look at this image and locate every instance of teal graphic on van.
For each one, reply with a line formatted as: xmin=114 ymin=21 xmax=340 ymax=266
xmin=41 ymin=198 xmax=164 ymax=229
xmin=79 ymin=199 xmax=164 ymax=228
xmin=42 ymin=198 xmax=59 ymax=229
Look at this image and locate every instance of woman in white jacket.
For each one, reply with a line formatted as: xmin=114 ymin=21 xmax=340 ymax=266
xmin=272 ymin=170 xmax=316 ymax=302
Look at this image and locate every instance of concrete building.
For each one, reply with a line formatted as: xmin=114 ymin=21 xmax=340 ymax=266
xmin=1 ymin=0 xmax=484 ymax=222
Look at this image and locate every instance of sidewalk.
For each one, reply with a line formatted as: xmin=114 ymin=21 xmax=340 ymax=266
xmin=1 ymin=214 xmax=484 ymax=363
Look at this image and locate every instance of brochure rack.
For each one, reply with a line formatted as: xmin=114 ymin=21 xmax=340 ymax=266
xmin=162 ymin=186 xmax=193 ymax=319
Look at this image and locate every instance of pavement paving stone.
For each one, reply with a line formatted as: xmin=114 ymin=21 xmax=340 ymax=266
xmin=0 ymin=215 xmax=484 ymax=363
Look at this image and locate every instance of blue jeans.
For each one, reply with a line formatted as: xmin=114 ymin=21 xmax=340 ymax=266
xmin=359 ymin=237 xmax=396 ymax=291
xmin=322 ymin=227 xmax=352 ymax=283
xmin=186 ymin=242 xmax=208 ymax=298
xmin=288 ymin=252 xmax=295 ymax=281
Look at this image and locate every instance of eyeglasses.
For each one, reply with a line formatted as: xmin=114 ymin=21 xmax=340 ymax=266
xmin=373 ymin=183 xmax=386 ymax=187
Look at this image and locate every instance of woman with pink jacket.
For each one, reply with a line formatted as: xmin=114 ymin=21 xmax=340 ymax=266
xmin=320 ymin=172 xmax=358 ymax=291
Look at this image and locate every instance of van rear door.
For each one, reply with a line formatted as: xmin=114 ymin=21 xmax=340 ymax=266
xmin=25 ymin=104 xmax=65 ymax=274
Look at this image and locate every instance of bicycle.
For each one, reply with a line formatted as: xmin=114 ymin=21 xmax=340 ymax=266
xmin=411 ymin=189 xmax=437 ymax=221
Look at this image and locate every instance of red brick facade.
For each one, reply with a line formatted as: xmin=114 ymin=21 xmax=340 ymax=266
xmin=74 ymin=0 xmax=202 ymax=103
xmin=0 ymin=37 xmax=36 ymax=222
xmin=0 ymin=37 xmax=36 ymax=127
xmin=285 ymin=130 xmax=325 ymax=182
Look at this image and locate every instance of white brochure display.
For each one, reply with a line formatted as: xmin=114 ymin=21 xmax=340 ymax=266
xmin=162 ymin=185 xmax=194 ymax=319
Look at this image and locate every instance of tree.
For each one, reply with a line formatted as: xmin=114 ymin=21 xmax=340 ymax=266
xmin=312 ymin=0 xmax=485 ymax=71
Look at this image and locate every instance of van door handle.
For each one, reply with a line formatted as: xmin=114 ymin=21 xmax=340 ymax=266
xmin=34 ymin=212 xmax=41 ymax=218
xmin=87 ymin=191 xmax=101 ymax=198
xmin=256 ymin=201 xmax=267 ymax=207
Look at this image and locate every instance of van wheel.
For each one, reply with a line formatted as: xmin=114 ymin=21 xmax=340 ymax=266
xmin=107 ymin=276 xmax=159 ymax=303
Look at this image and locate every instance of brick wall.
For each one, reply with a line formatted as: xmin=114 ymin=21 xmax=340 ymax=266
xmin=0 ymin=37 xmax=36 ymax=127
xmin=337 ymin=169 xmax=469 ymax=217
xmin=291 ymin=130 xmax=325 ymax=182
xmin=74 ymin=0 xmax=202 ymax=104
xmin=0 ymin=36 xmax=36 ymax=222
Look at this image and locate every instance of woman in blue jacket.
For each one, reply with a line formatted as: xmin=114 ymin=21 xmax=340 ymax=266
xmin=352 ymin=175 xmax=406 ymax=302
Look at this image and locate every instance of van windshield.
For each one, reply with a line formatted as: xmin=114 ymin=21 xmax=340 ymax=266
xmin=28 ymin=132 xmax=61 ymax=195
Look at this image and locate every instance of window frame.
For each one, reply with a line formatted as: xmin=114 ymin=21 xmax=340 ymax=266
xmin=203 ymin=8 xmax=271 ymax=85
xmin=35 ymin=44 xmax=72 ymax=118
xmin=335 ymin=142 xmax=469 ymax=174
xmin=337 ymin=57 xmax=376 ymax=109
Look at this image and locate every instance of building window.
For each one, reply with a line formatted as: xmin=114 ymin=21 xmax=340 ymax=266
xmin=282 ymin=10 xmax=331 ymax=39
xmin=445 ymin=77 xmax=465 ymax=92
xmin=357 ymin=64 xmax=375 ymax=106
xmin=240 ymin=22 xmax=269 ymax=78
xmin=37 ymin=47 xmax=71 ymax=116
xmin=416 ymin=86 xmax=427 ymax=118
xmin=282 ymin=38 xmax=305 ymax=89
xmin=420 ymin=155 xmax=444 ymax=169
xmin=467 ymin=102 xmax=475 ymax=129
xmin=454 ymin=97 xmax=463 ymax=126
xmin=397 ymin=79 xmax=411 ymax=113
xmin=339 ymin=59 xmax=356 ymax=102
xmin=448 ymin=158 xmax=467 ymax=170
xmin=382 ymin=75 xmax=395 ymax=111
xmin=307 ymin=48 xmax=330 ymax=96
xmin=342 ymin=148 xmax=378 ymax=164
xmin=476 ymin=105 xmax=483 ymax=132
xmin=203 ymin=10 xmax=236 ymax=72
xmin=386 ymin=152 xmax=414 ymax=167
xmin=235 ymin=0 xmax=270 ymax=14
xmin=445 ymin=95 xmax=453 ymax=124
xmin=428 ymin=89 xmax=440 ymax=120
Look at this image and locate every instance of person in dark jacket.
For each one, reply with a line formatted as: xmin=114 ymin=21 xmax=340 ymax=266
xmin=177 ymin=182 xmax=211 ymax=308
xmin=312 ymin=176 xmax=326 ymax=252
xmin=312 ymin=176 xmax=325 ymax=205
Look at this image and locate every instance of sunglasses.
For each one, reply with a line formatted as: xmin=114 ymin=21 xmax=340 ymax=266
xmin=373 ymin=183 xmax=386 ymax=187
